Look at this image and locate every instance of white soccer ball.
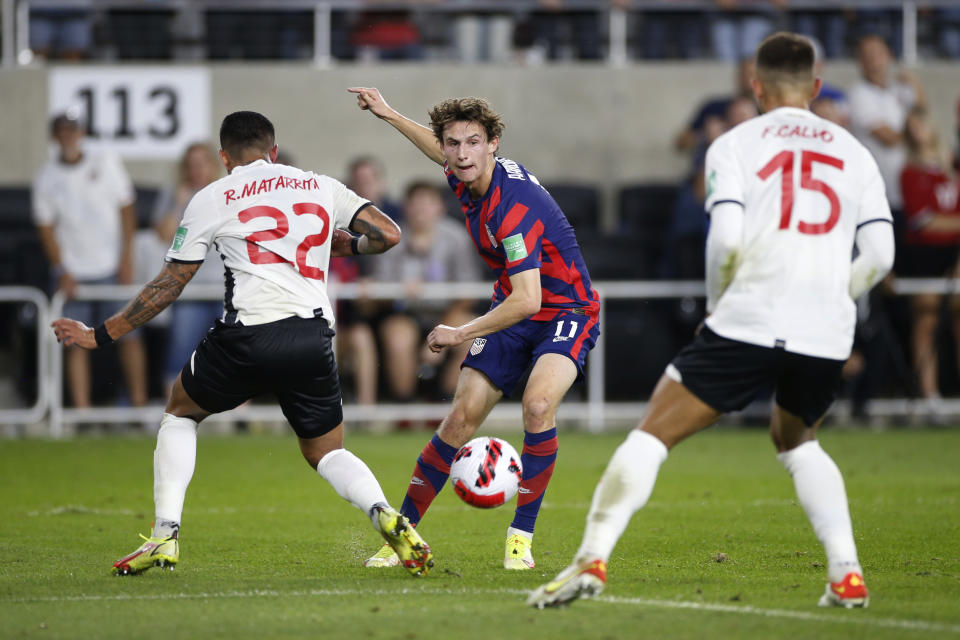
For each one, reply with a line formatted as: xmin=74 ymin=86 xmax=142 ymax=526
xmin=449 ymin=436 xmax=523 ymax=509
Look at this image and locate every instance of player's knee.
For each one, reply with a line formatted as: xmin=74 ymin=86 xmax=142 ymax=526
xmin=522 ymin=395 xmax=554 ymax=428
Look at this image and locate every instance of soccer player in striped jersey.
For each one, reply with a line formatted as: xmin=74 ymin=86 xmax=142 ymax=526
xmin=350 ymin=87 xmax=600 ymax=570
xmin=528 ymin=32 xmax=894 ymax=610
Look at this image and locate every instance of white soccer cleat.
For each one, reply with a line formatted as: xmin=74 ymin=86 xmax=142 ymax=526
xmin=364 ymin=542 xmax=400 ymax=568
xmin=527 ymin=558 xmax=607 ymax=609
xmin=818 ymin=572 xmax=870 ymax=608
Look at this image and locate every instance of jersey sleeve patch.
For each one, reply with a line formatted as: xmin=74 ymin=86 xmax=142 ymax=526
xmin=503 ymin=233 xmax=528 ymax=262
xmin=172 ymin=226 xmax=188 ymax=251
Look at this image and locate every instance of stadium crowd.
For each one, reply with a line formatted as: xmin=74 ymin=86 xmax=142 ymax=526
xmin=23 ymin=2 xmax=960 ymax=63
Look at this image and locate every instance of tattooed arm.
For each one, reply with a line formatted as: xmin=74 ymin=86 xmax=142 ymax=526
xmin=349 ymin=204 xmax=401 ymax=255
xmin=51 ymin=261 xmax=201 ymax=349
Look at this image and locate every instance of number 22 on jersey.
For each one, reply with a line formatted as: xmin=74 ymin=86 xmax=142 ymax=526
xmin=757 ymin=149 xmax=844 ymax=235
xmin=238 ymin=203 xmax=330 ymax=280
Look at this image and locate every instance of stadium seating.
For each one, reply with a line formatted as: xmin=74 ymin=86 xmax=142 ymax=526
xmin=617 ymin=183 xmax=680 ymax=279
xmin=0 ymin=187 xmax=46 ymax=289
xmin=544 ymin=182 xmax=600 ymax=230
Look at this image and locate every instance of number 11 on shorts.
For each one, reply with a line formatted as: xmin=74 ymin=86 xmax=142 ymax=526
xmin=554 ymin=320 xmax=578 ymax=342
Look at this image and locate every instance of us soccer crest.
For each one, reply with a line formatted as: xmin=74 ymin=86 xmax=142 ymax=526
xmin=470 ymin=338 xmax=487 ymax=356
xmin=484 ymin=224 xmax=498 ymax=248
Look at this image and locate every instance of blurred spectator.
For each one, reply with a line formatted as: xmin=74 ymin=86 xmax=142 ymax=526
xmin=665 ymin=95 xmax=756 ymax=281
xmin=206 ymin=10 xmax=312 ymax=59
xmin=709 ymin=0 xmax=781 ymax=63
xmin=810 ymin=37 xmax=850 ymax=128
xmin=372 ymin=182 xmax=482 ymax=401
xmin=938 ymin=9 xmax=960 ymax=59
xmin=637 ymin=8 xmax=710 ymax=60
xmin=848 ymin=35 xmax=926 ymax=215
xmin=459 ymin=10 xmax=514 ymax=64
xmin=106 ymin=9 xmax=174 ymax=60
xmin=331 ymin=155 xmax=403 ymax=405
xmin=899 ymin=106 xmax=960 ymax=415
xmin=791 ymin=7 xmax=848 ymax=59
xmin=33 ymin=112 xmax=147 ymax=409
xmin=514 ymin=0 xmax=603 ymax=63
xmin=348 ymin=155 xmax=403 ymax=224
xmin=152 ymin=143 xmax=223 ymax=392
xmin=854 ymin=8 xmax=902 ymax=57
xmin=352 ymin=10 xmax=424 ymax=61
xmin=674 ymin=57 xmax=754 ymax=154
xmin=29 ymin=9 xmax=93 ymax=61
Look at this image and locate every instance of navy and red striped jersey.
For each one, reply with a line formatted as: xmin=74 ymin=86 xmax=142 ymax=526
xmin=445 ymin=157 xmax=599 ymax=321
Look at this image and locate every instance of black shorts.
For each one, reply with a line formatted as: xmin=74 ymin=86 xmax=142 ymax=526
xmin=897 ymin=243 xmax=959 ymax=278
xmin=669 ymin=326 xmax=844 ymax=426
xmin=181 ymin=315 xmax=343 ymax=439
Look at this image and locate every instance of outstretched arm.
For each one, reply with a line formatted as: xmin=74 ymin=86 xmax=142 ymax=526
xmin=348 ymin=87 xmax=444 ymax=166
xmin=51 ymin=261 xmax=200 ymax=349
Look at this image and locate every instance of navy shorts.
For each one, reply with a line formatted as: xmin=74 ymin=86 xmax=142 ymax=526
xmin=181 ymin=315 xmax=343 ymax=439
xmin=669 ymin=326 xmax=844 ymax=426
xmin=462 ymin=309 xmax=599 ymax=397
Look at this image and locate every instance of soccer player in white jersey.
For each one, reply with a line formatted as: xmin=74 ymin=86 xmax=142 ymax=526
xmin=528 ymin=32 xmax=895 ymax=610
xmin=51 ymin=111 xmax=434 ymax=577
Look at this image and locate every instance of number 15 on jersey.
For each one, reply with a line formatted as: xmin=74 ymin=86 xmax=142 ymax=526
xmin=757 ymin=149 xmax=844 ymax=236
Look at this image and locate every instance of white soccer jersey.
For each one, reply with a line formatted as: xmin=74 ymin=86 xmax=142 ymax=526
xmin=704 ymin=106 xmax=892 ymax=360
xmin=32 ymin=149 xmax=135 ymax=280
xmin=166 ymin=159 xmax=370 ymax=328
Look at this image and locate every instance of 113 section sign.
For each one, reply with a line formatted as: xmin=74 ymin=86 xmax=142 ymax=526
xmin=49 ymin=67 xmax=210 ymax=159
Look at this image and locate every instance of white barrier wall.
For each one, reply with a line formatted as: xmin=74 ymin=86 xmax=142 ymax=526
xmin=2 ymin=62 xmax=959 ymax=220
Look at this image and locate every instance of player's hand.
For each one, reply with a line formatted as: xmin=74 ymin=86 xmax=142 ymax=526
xmin=347 ymin=87 xmax=395 ymax=120
xmin=426 ymin=324 xmax=464 ymax=353
xmin=330 ymin=228 xmax=357 ymax=257
xmin=51 ymin=318 xmax=97 ymax=349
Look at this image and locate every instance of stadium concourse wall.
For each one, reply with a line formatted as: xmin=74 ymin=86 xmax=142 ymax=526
xmin=2 ymin=62 xmax=960 ymax=228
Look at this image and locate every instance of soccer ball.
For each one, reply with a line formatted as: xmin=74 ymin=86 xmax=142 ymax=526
xmin=449 ymin=437 xmax=523 ymax=509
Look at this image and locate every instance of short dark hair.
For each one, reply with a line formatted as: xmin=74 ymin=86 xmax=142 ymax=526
xmin=219 ymin=111 xmax=275 ymax=158
xmin=428 ymin=97 xmax=505 ymax=144
xmin=404 ymin=180 xmax=443 ymax=201
xmin=348 ymin=155 xmax=384 ymax=178
xmin=755 ymin=32 xmax=815 ymax=90
xmin=50 ymin=111 xmax=82 ymax=135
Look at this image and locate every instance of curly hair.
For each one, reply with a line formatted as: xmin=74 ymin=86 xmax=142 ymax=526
xmin=428 ymin=97 xmax=505 ymax=144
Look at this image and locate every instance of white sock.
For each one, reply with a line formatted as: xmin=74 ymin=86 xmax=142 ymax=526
xmin=778 ymin=440 xmax=862 ymax=583
xmin=576 ymin=430 xmax=668 ymax=563
xmin=153 ymin=413 xmax=198 ymax=528
xmin=507 ymin=526 xmax=532 ymax=541
xmin=316 ymin=448 xmax=388 ymax=529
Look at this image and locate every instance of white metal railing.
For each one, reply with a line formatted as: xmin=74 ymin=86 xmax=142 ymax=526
xmin=2 ymin=0 xmax=946 ymax=69
xmin=0 ymin=286 xmax=49 ymax=424
xmin=20 ymin=276 xmax=960 ymax=437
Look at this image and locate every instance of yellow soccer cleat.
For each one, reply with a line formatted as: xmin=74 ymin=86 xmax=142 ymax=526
xmin=375 ymin=507 xmax=433 ymax=577
xmin=364 ymin=542 xmax=400 ymax=568
xmin=527 ymin=558 xmax=607 ymax=609
xmin=504 ymin=532 xmax=535 ymax=570
xmin=111 ymin=533 xmax=179 ymax=576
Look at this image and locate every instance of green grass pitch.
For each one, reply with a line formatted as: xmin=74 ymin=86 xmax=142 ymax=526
xmin=2 ymin=427 xmax=959 ymax=639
